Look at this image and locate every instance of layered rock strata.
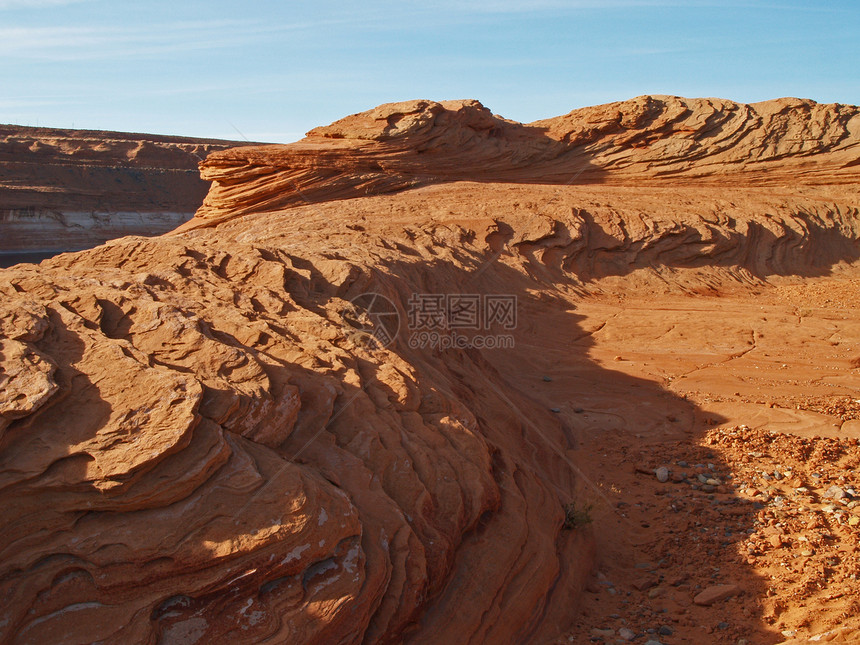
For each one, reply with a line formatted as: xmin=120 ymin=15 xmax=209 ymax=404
xmin=191 ymin=96 xmax=860 ymax=225
xmin=0 ymin=97 xmax=859 ymax=643
xmin=0 ymin=125 xmax=249 ymax=263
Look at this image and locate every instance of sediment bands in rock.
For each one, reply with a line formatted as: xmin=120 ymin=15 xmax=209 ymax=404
xmin=1 ymin=97 xmax=859 ymax=644
xmin=190 ymin=96 xmax=860 ymax=225
xmin=0 ymin=125 xmax=249 ymax=255
xmin=0 ymin=220 xmax=593 ymax=643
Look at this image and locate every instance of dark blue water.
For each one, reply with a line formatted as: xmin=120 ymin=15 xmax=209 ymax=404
xmin=0 ymin=250 xmax=65 ymax=268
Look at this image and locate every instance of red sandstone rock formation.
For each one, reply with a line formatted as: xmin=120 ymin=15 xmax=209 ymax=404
xmin=1 ymin=97 xmax=859 ymax=644
xmin=190 ymin=96 xmax=860 ymax=225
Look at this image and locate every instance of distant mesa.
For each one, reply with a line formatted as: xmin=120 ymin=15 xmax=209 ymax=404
xmin=0 ymin=125 xmax=253 ymax=266
xmin=3 ymin=96 xmax=858 ymax=263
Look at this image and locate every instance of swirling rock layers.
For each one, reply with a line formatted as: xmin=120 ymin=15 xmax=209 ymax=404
xmin=0 ymin=220 xmax=593 ymax=643
xmin=191 ymin=96 xmax=860 ymax=225
xmin=1 ymin=96 xmax=859 ymax=644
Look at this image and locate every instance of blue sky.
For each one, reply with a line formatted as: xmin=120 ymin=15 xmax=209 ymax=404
xmin=1 ymin=0 xmax=857 ymax=142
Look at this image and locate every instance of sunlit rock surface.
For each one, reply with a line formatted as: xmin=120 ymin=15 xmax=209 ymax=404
xmin=1 ymin=97 xmax=859 ymax=643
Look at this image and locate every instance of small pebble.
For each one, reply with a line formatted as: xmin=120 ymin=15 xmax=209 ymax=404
xmin=589 ymin=627 xmax=614 ymax=640
xmin=825 ymin=485 xmax=847 ymax=500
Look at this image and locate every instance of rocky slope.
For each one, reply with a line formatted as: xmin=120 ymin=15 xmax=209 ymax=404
xmin=0 ymin=125 xmax=249 ymax=264
xmin=1 ymin=98 xmax=859 ymax=644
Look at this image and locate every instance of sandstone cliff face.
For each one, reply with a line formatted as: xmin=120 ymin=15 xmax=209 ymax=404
xmin=0 ymin=211 xmax=595 ymax=644
xmin=1 ymin=98 xmax=859 ymax=644
xmin=0 ymin=126 xmax=248 ymax=263
xmin=191 ymin=96 xmax=860 ymax=224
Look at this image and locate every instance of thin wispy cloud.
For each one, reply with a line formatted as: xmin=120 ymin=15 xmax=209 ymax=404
xmin=0 ymin=96 xmax=83 ymax=109
xmin=0 ymin=0 xmax=92 ymax=8
xmin=0 ymin=0 xmax=855 ymax=139
xmin=0 ymin=18 xmax=345 ymax=61
xmin=416 ymin=0 xmax=749 ymax=12
xmin=406 ymin=0 xmax=853 ymax=16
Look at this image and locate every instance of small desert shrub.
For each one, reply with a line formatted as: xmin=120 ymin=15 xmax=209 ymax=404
xmin=562 ymin=502 xmax=594 ymax=530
